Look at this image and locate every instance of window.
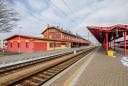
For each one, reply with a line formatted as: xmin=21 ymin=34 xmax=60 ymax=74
xmin=54 ymin=43 xmax=56 ymax=47
xmin=5 ymin=42 xmax=7 ymax=46
xmin=50 ymin=42 xmax=53 ymax=48
xmin=58 ymin=43 xmax=61 ymax=47
xmin=56 ymin=43 xmax=58 ymax=47
xmin=10 ymin=42 xmax=13 ymax=48
xmin=26 ymin=42 xmax=29 ymax=48
xmin=17 ymin=42 xmax=20 ymax=48
xmin=50 ymin=42 xmax=57 ymax=48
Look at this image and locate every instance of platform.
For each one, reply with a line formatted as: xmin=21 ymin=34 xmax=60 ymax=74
xmin=0 ymin=47 xmax=88 ymax=68
xmin=108 ymin=47 xmax=128 ymax=58
xmin=43 ymin=47 xmax=128 ymax=86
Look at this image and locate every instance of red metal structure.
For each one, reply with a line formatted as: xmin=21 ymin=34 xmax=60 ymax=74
xmin=87 ymin=24 xmax=128 ymax=56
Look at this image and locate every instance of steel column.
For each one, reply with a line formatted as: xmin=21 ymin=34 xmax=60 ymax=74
xmin=124 ymin=31 xmax=127 ymax=56
xmin=108 ymin=40 xmax=109 ymax=49
xmin=114 ymin=39 xmax=116 ymax=50
xmin=106 ymin=32 xmax=108 ymax=52
xmin=109 ymin=42 xmax=111 ymax=48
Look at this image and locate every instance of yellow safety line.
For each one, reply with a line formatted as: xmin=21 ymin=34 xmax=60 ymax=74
xmin=64 ymin=50 xmax=97 ymax=86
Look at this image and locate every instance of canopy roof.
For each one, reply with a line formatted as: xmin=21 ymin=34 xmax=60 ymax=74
xmin=87 ymin=24 xmax=128 ymax=43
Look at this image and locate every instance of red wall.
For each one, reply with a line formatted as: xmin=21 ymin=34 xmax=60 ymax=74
xmin=7 ymin=37 xmax=34 ymax=52
xmin=7 ymin=36 xmax=48 ymax=52
xmin=33 ymin=42 xmax=47 ymax=51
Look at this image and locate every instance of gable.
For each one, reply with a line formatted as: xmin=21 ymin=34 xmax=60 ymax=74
xmin=7 ymin=36 xmax=31 ymax=41
xmin=42 ymin=27 xmax=61 ymax=35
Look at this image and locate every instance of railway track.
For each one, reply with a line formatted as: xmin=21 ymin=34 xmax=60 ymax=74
xmin=0 ymin=48 xmax=86 ymax=73
xmin=0 ymin=51 xmax=73 ymax=74
xmin=0 ymin=47 xmax=97 ymax=86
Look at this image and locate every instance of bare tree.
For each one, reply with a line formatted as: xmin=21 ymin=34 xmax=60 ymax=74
xmin=0 ymin=0 xmax=18 ymax=32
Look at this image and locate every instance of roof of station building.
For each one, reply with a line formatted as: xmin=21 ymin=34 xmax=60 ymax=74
xmin=87 ymin=24 xmax=128 ymax=43
xmin=5 ymin=34 xmax=89 ymax=44
xmin=41 ymin=26 xmax=88 ymax=41
xmin=6 ymin=35 xmax=43 ymax=40
xmin=41 ymin=26 xmax=76 ymax=37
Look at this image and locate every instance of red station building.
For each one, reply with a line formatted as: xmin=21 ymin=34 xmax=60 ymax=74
xmin=6 ymin=35 xmax=47 ymax=52
xmin=6 ymin=26 xmax=90 ymax=52
xmin=87 ymin=24 xmax=128 ymax=56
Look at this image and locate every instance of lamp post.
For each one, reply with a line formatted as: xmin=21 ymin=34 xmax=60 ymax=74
xmin=18 ymin=26 xmax=22 ymax=54
xmin=83 ymin=32 xmax=90 ymax=41
xmin=54 ymin=41 xmax=55 ymax=50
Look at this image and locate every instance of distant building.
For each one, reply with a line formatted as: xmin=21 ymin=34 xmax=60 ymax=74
xmin=0 ymin=39 xmax=3 ymax=49
xmin=6 ymin=26 xmax=90 ymax=52
xmin=0 ymin=39 xmax=7 ymax=49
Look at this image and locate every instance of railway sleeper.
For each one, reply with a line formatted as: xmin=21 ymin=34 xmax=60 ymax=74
xmin=48 ymin=68 xmax=60 ymax=72
xmin=51 ymin=68 xmax=63 ymax=71
xmin=47 ymin=70 xmax=58 ymax=74
xmin=1 ymin=47 xmax=97 ymax=86
xmin=38 ymin=74 xmax=50 ymax=79
xmin=22 ymin=80 xmax=38 ymax=86
xmin=35 ymin=74 xmax=47 ymax=79
xmin=27 ymin=78 xmax=44 ymax=85
xmin=32 ymin=77 xmax=44 ymax=82
xmin=43 ymin=72 xmax=54 ymax=76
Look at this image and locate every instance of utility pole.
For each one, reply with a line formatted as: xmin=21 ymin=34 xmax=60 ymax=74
xmin=54 ymin=41 xmax=55 ymax=50
xmin=18 ymin=26 xmax=22 ymax=54
xmin=83 ymin=32 xmax=90 ymax=41
xmin=88 ymin=32 xmax=89 ymax=41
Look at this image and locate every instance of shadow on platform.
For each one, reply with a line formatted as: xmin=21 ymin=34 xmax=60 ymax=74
xmin=96 ymin=47 xmax=106 ymax=56
xmin=96 ymin=47 xmax=122 ymax=58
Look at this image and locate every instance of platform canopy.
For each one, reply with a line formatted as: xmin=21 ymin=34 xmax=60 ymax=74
xmin=87 ymin=24 xmax=128 ymax=43
xmin=87 ymin=24 xmax=128 ymax=56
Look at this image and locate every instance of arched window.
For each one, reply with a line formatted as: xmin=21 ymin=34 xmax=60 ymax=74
xmin=25 ymin=40 xmax=29 ymax=48
xmin=17 ymin=42 xmax=20 ymax=48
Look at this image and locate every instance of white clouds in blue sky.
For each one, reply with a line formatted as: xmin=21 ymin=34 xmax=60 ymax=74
xmin=1 ymin=0 xmax=128 ymax=42
xmin=28 ymin=0 xmax=48 ymax=11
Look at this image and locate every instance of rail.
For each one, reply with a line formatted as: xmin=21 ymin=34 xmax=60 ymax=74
xmin=0 ymin=46 xmax=97 ymax=86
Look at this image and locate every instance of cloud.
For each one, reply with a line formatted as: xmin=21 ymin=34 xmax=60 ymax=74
xmin=13 ymin=1 xmax=28 ymax=16
xmin=50 ymin=0 xmax=71 ymax=14
xmin=40 ymin=8 xmax=64 ymax=24
xmin=80 ymin=0 xmax=128 ymax=26
xmin=27 ymin=0 xmax=48 ymax=11
xmin=1 ymin=0 xmax=128 ymax=43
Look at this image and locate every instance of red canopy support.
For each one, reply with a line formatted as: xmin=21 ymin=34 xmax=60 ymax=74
xmin=87 ymin=24 xmax=128 ymax=55
xmin=106 ymin=32 xmax=108 ymax=52
xmin=114 ymin=39 xmax=116 ymax=50
xmin=109 ymin=42 xmax=111 ymax=48
xmin=102 ymin=39 xmax=106 ymax=53
xmin=124 ymin=31 xmax=127 ymax=56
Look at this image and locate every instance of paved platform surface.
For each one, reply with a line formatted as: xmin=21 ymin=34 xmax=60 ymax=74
xmin=109 ymin=47 xmax=128 ymax=57
xmin=43 ymin=47 xmax=128 ymax=86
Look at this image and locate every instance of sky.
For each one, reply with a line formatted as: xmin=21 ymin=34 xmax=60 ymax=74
xmin=1 ymin=0 xmax=128 ymax=42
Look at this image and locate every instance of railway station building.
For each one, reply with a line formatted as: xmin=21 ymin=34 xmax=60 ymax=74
xmin=6 ymin=26 xmax=90 ymax=52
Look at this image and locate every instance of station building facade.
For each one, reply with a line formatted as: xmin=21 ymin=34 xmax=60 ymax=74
xmin=6 ymin=26 xmax=90 ymax=52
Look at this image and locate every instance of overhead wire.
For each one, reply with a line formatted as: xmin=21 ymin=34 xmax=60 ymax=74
xmin=49 ymin=0 xmax=79 ymax=25
xmin=62 ymin=0 xmax=92 ymax=40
